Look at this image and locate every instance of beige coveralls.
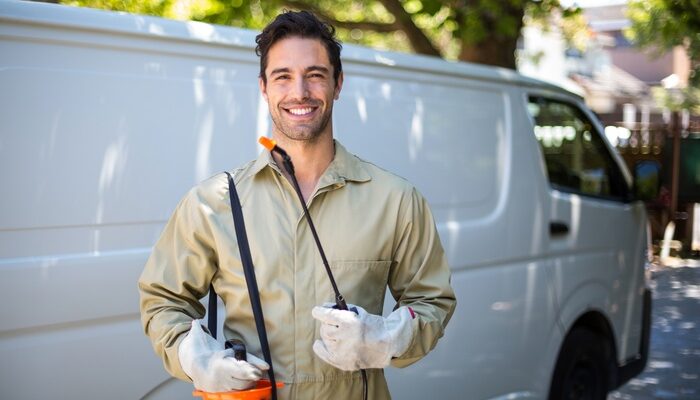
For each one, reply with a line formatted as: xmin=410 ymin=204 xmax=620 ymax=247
xmin=139 ymin=141 xmax=456 ymax=399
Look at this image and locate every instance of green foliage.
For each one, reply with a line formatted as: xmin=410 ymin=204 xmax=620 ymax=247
xmin=62 ymin=0 xmax=278 ymax=29
xmin=626 ymin=0 xmax=700 ymax=89
xmin=62 ymin=0 xmax=170 ymax=16
xmin=652 ymin=86 xmax=700 ymax=114
xmin=61 ymin=0 xmax=581 ymax=66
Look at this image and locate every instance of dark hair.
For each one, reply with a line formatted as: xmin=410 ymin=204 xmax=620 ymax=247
xmin=255 ymin=11 xmax=342 ymax=86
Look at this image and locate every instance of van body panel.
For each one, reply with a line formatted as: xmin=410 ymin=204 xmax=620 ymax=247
xmin=1 ymin=2 xmax=649 ymax=399
xmin=336 ymin=72 xmax=513 ymax=269
xmin=0 ymin=313 xmax=170 ymax=400
xmin=0 ymin=250 xmax=148 ymax=331
xmin=384 ymin=259 xmax=558 ymax=399
xmin=548 ymin=195 xmax=648 ymax=364
xmin=143 ymin=378 xmax=194 ymax=400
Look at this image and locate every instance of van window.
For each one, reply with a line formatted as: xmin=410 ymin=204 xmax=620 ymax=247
xmin=527 ymin=97 xmax=628 ymax=200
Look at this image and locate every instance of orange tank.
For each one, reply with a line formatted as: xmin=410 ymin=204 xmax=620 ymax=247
xmin=193 ymin=380 xmax=284 ymax=400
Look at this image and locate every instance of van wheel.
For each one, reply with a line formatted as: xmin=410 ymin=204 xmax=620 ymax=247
xmin=548 ymin=327 xmax=611 ymax=400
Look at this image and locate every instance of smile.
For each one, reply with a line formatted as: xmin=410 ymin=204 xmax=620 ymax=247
xmin=289 ymin=108 xmax=313 ymax=115
xmin=283 ymin=106 xmax=318 ymax=116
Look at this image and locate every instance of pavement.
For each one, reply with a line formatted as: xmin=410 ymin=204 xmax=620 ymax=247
xmin=609 ymin=259 xmax=700 ymax=399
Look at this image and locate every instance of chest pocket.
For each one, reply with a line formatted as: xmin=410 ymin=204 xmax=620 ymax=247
xmin=315 ymin=260 xmax=392 ymax=315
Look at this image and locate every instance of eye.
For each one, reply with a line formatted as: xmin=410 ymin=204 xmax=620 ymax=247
xmin=275 ymin=74 xmax=290 ymax=81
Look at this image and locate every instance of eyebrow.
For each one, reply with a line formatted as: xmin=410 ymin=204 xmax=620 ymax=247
xmin=269 ymin=65 xmax=330 ymax=76
xmin=306 ymin=65 xmax=330 ymax=74
xmin=269 ymin=67 xmax=290 ymax=76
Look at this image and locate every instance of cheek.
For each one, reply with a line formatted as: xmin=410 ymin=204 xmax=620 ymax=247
xmin=312 ymin=84 xmax=336 ymax=101
xmin=265 ymin=83 xmax=285 ymax=99
xmin=266 ymin=91 xmax=283 ymax=106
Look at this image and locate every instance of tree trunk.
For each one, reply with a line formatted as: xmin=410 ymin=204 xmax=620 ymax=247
xmin=458 ymin=3 xmax=524 ymax=69
xmin=459 ymin=35 xmax=519 ymax=69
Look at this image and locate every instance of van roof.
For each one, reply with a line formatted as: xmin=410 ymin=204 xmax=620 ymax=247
xmin=0 ymin=0 xmax=577 ymax=97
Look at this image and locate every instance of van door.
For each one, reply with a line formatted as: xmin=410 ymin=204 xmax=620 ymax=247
xmin=526 ymin=96 xmax=648 ymax=364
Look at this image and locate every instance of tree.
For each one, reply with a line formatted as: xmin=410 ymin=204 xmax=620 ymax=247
xmin=62 ymin=0 xmax=580 ymax=70
xmin=626 ymin=0 xmax=700 ymax=112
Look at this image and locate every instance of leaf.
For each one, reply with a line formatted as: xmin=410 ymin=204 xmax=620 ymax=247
xmin=420 ymin=0 xmax=443 ymax=16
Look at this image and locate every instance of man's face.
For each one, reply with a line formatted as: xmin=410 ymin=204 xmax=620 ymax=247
xmin=260 ymin=36 xmax=343 ymax=143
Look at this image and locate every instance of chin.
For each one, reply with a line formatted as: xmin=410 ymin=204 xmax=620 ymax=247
xmin=282 ymin=132 xmax=322 ymax=143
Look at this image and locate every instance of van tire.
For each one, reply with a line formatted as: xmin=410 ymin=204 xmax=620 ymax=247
xmin=548 ymin=327 xmax=611 ymax=400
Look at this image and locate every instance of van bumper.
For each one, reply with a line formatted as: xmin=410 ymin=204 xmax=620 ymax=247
xmin=615 ymin=287 xmax=652 ymax=387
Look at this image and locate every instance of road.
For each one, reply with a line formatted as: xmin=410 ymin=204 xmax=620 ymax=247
xmin=609 ymin=262 xmax=700 ymax=399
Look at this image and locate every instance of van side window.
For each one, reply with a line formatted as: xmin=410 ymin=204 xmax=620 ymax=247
xmin=527 ymin=97 xmax=628 ymax=200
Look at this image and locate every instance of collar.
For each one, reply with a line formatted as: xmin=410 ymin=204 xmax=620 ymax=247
xmin=249 ymin=139 xmax=371 ymax=186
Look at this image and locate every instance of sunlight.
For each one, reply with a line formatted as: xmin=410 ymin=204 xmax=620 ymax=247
xmin=193 ymin=66 xmax=206 ymax=106
xmin=195 ymin=109 xmax=214 ymax=182
xmin=98 ymin=136 xmax=127 ymax=195
xmin=408 ymin=98 xmax=424 ymax=161
xmin=356 ymin=94 xmax=367 ymax=123
xmin=568 ymin=193 xmax=581 ymax=242
xmin=96 ymin=133 xmax=128 ymax=251
xmin=256 ymin=92 xmax=270 ymax=151
xmin=374 ymin=54 xmax=396 ymax=66
xmin=380 ymin=82 xmax=392 ymax=100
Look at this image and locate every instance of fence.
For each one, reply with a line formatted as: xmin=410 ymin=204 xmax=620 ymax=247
xmin=612 ymin=120 xmax=700 ymax=255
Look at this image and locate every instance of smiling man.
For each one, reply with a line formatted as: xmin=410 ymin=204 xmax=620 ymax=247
xmin=139 ymin=11 xmax=456 ymax=400
xmin=263 ymin=38 xmax=336 ymax=140
xmin=258 ymin=31 xmax=340 ymax=199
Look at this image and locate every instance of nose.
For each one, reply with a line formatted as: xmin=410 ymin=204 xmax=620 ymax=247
xmin=290 ymin=75 xmax=310 ymax=101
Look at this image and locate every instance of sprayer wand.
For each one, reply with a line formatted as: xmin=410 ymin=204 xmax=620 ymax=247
xmin=258 ymin=137 xmax=349 ymax=311
xmin=259 ymin=136 xmax=368 ymax=400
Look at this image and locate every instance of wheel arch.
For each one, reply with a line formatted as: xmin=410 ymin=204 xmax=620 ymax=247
xmin=550 ymin=309 xmax=620 ymax=396
xmin=571 ymin=310 xmax=618 ymax=359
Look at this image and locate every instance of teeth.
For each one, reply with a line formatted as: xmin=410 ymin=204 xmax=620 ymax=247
xmin=288 ymin=107 xmax=313 ymax=115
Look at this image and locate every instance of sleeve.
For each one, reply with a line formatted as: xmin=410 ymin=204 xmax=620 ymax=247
xmin=389 ymin=187 xmax=457 ymax=368
xmin=138 ymin=187 xmax=219 ymax=381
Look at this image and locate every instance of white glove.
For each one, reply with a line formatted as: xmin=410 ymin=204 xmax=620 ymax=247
xmin=311 ymin=304 xmax=416 ymax=371
xmin=178 ymin=320 xmax=269 ymax=392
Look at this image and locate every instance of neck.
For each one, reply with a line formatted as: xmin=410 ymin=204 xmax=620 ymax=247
xmin=272 ymin=133 xmax=334 ymax=201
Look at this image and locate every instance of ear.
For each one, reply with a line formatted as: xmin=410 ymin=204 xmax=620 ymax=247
xmin=333 ymin=71 xmax=344 ymax=100
xmin=259 ymin=77 xmax=268 ymax=101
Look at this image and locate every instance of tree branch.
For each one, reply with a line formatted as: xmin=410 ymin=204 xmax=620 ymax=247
xmin=281 ymin=0 xmax=399 ymax=33
xmin=376 ymin=0 xmax=442 ymax=57
xmin=282 ymin=0 xmax=442 ymax=57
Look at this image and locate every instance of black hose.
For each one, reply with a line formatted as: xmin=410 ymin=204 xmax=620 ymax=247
xmin=272 ymin=146 xmax=368 ymax=400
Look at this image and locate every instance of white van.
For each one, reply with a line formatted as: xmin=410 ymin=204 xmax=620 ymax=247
xmin=0 ymin=2 xmax=651 ymax=399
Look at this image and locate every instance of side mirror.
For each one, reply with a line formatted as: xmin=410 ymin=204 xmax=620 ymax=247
xmin=633 ymin=160 xmax=661 ymax=202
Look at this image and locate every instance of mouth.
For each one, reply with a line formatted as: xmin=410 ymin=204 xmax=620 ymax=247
xmin=282 ymin=105 xmax=319 ymax=118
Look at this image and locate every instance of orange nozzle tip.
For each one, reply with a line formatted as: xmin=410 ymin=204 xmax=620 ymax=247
xmin=258 ymin=136 xmax=276 ymax=151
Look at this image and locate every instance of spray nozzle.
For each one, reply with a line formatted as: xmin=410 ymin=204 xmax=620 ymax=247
xmin=258 ymin=137 xmax=294 ymax=174
xmin=257 ymin=136 xmax=275 ymax=150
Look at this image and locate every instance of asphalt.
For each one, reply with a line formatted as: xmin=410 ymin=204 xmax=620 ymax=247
xmin=609 ymin=261 xmax=700 ymax=399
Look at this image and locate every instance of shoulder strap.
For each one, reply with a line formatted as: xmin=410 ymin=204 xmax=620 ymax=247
xmin=208 ymin=172 xmax=277 ymax=399
xmin=207 ymin=284 xmax=217 ymax=338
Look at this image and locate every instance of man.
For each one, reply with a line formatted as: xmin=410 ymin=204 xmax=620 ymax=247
xmin=139 ymin=10 xmax=456 ymax=399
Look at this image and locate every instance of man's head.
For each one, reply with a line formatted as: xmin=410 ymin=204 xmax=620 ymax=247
xmin=256 ymin=11 xmax=342 ymax=87
xmin=256 ymin=11 xmax=344 ymax=143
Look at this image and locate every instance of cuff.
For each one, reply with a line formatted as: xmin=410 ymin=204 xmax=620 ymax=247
xmin=391 ymin=307 xmax=419 ymax=359
xmin=163 ymin=321 xmax=196 ymax=382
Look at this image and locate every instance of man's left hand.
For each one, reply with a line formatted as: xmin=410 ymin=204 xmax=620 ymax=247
xmin=311 ymin=304 xmax=416 ymax=371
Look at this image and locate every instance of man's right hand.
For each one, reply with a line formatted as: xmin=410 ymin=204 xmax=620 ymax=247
xmin=178 ymin=320 xmax=269 ymax=393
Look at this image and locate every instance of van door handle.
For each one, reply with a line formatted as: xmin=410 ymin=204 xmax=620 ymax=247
xmin=550 ymin=221 xmax=569 ymax=236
